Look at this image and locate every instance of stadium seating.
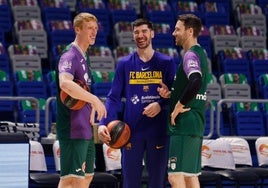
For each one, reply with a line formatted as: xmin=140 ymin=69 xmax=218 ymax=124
xmin=114 ymin=21 xmax=135 ymax=47
xmin=219 ymin=73 xmax=251 ymax=100
xmin=0 ymin=0 xmax=12 ymax=41
xmin=144 ymin=0 xmax=175 ymax=28
xmin=202 ymin=139 xmax=259 ymax=188
xmin=8 ymin=44 xmax=42 ymax=73
xmin=0 ymin=70 xmax=14 ymax=111
xmin=13 ymin=19 xmax=48 ymax=58
xmin=210 ymin=25 xmax=239 ymax=60
xmin=1 ymin=1 xmax=268 ymax=187
xmin=87 ymin=45 xmax=115 ymax=72
xmin=218 ymin=137 xmax=268 ymax=188
xmin=217 ymin=48 xmax=252 ymax=84
xmin=200 ymin=1 xmax=230 ymax=28
xmin=0 ymin=43 xmax=11 ymax=74
xmin=231 ymin=102 xmax=265 ymax=136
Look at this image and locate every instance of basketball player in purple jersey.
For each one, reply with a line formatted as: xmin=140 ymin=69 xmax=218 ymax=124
xmin=55 ymin=12 xmax=106 ymax=188
xmin=98 ymin=18 xmax=176 ymax=188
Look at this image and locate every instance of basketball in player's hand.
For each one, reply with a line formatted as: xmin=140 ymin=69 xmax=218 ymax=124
xmin=60 ymin=79 xmax=89 ymax=110
xmin=107 ymin=120 xmax=131 ymax=149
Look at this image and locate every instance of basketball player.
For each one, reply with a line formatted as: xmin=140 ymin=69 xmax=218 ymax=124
xmin=55 ymin=12 xmax=107 ymax=188
xmin=98 ymin=18 xmax=176 ymax=188
xmin=157 ymin=14 xmax=208 ymax=188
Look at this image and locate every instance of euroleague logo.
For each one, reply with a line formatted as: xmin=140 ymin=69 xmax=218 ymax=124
xmin=259 ymin=144 xmax=268 ymax=156
xmin=202 ymin=145 xmax=212 ymax=159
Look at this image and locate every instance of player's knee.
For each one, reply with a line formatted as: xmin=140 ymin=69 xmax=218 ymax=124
xmin=168 ymin=174 xmax=177 ymax=185
xmin=168 ymin=173 xmax=185 ymax=185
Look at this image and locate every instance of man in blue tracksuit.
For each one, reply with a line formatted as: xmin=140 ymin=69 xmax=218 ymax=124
xmin=98 ymin=18 xmax=176 ymax=188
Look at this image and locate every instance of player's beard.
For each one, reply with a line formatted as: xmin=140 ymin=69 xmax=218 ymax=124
xmin=175 ymin=32 xmax=189 ymax=47
xmin=136 ymin=39 xmax=151 ymax=49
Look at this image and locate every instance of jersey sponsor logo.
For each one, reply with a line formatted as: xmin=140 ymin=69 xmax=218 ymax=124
xmin=156 ymin=145 xmax=164 ymax=149
xmin=168 ymin=157 xmax=177 ymax=170
xmin=131 ymin=95 xmax=160 ymax=104
xmin=131 ymin=94 xmax=140 ymax=104
xmin=75 ymin=168 xmax=82 ymax=172
xmin=60 ymin=60 xmax=72 ymax=71
xmin=141 ymin=95 xmax=160 ymax=103
xmin=187 ymin=59 xmax=198 ymax=68
xmin=129 ymin=71 xmax=162 ymax=84
xmin=195 ymin=92 xmax=207 ymax=101
xmin=141 ymin=67 xmax=150 ymax=71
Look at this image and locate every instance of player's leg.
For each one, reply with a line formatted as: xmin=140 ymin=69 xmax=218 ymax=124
xmin=145 ymin=136 xmax=169 ymax=188
xmin=167 ymin=135 xmax=202 ymax=188
xmin=77 ymin=138 xmax=95 ymax=187
xmin=58 ymin=139 xmax=93 ymax=188
xmin=121 ymin=138 xmax=145 ymax=188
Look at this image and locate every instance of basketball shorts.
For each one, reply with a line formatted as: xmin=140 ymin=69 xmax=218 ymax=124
xmin=168 ymin=135 xmax=202 ymax=176
xmin=59 ymin=138 xmax=95 ymax=177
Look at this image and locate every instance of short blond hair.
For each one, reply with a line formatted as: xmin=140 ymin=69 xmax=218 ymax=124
xmin=73 ymin=12 xmax=98 ymax=29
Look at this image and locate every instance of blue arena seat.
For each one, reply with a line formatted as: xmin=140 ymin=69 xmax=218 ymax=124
xmin=14 ymin=70 xmax=47 ymax=99
xmin=198 ymin=26 xmax=212 ymax=59
xmin=0 ymin=0 xmax=13 ymax=33
xmin=108 ymin=0 xmax=137 ymax=25
xmin=77 ymin=0 xmax=110 ymax=33
xmin=171 ymin=0 xmax=203 ymax=25
xmin=144 ymin=0 xmax=175 ymax=28
xmin=258 ymin=74 xmax=268 ymax=99
xmin=46 ymin=20 xmax=75 ymax=48
xmin=232 ymin=102 xmax=265 ymax=136
xmin=247 ymin=49 xmax=268 ymax=83
xmin=0 ymin=43 xmax=10 ymax=74
xmin=217 ymin=48 xmax=252 ymax=84
xmin=0 ymin=70 xmax=14 ymax=112
xmin=91 ymin=70 xmax=114 ymax=98
xmin=38 ymin=0 xmax=72 ymax=23
xmin=200 ymin=1 xmax=230 ymax=28
xmin=46 ymin=70 xmax=56 ymax=97
xmin=152 ymin=23 xmax=174 ymax=48
xmin=18 ymin=98 xmax=49 ymax=137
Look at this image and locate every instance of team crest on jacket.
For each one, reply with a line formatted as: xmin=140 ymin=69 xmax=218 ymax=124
xmin=143 ymin=85 xmax=149 ymax=92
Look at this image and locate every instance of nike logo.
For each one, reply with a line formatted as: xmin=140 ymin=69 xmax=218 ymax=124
xmin=156 ymin=145 xmax=164 ymax=149
xmin=141 ymin=67 xmax=150 ymax=71
xmin=75 ymin=168 xmax=82 ymax=172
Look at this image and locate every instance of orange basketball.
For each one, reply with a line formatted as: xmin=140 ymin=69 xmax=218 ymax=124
xmin=60 ymin=79 xmax=89 ymax=110
xmin=107 ymin=120 xmax=131 ymax=149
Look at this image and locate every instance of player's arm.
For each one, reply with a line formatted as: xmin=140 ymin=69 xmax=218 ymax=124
xmin=59 ymin=73 xmax=98 ymax=103
xmin=59 ymin=72 xmax=107 ymax=121
xmin=98 ymin=59 xmax=126 ymax=143
xmin=179 ymin=72 xmax=202 ymax=105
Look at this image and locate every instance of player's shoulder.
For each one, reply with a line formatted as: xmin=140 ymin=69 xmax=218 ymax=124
xmin=61 ymin=46 xmax=77 ymax=61
xmin=154 ymin=51 xmax=173 ymax=61
xmin=116 ymin=52 xmax=136 ymax=66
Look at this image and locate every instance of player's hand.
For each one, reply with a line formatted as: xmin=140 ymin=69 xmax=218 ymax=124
xmin=157 ymin=81 xmax=171 ymax=98
xmin=143 ymin=102 xmax=161 ymax=118
xmin=91 ymin=97 xmax=107 ymax=121
xmin=98 ymin=125 xmax=111 ymax=145
xmin=171 ymin=101 xmax=191 ymax=126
